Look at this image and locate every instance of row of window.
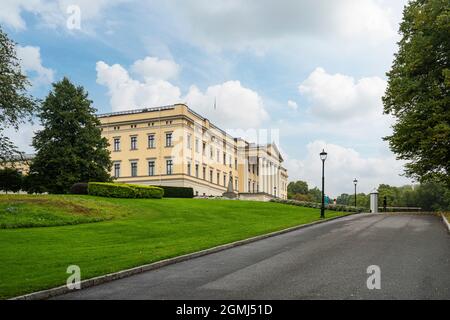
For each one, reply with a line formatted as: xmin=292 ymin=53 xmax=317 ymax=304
xmin=186 ymin=162 xmax=238 ymax=189
xmin=187 ymin=133 xmax=237 ymax=169
xmin=113 ymin=133 xmax=172 ymax=151
xmin=113 ymin=160 xmax=173 ymax=178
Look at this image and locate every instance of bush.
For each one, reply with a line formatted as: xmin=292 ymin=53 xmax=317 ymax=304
xmin=87 ymin=182 xmax=163 ymax=199
xmin=70 ymin=183 xmax=88 ymax=195
xmin=156 ymin=186 xmax=193 ymax=198
xmin=127 ymin=184 xmax=164 ymax=199
xmin=271 ymin=198 xmax=366 ymax=213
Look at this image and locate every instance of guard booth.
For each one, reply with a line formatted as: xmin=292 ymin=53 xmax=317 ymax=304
xmin=370 ymin=189 xmax=379 ymax=213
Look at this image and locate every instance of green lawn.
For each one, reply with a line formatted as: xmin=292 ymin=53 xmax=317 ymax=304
xmin=0 ymin=194 xmax=347 ymax=299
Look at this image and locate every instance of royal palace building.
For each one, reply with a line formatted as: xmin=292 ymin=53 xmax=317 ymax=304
xmin=99 ymin=104 xmax=288 ymax=200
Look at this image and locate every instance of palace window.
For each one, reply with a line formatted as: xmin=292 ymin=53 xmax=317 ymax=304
xmin=195 ymin=138 xmax=199 ymax=153
xmin=148 ymin=134 xmax=155 ymax=148
xmin=165 ymin=133 xmax=173 ymax=147
xmin=114 ymin=138 xmax=120 ymax=151
xmin=187 ymin=134 xmax=192 ymax=149
xmin=223 ymin=174 xmax=227 ymax=187
xmin=202 ymin=167 xmax=206 ymax=180
xmin=187 ymin=162 xmax=191 ymax=176
xmin=195 ymin=164 xmax=199 ymax=178
xmin=131 ymin=162 xmax=138 ymax=177
xmin=130 ymin=136 xmax=137 ymax=150
xmin=210 ymin=170 xmax=213 ymax=182
xmin=166 ymin=159 xmax=173 ymax=175
xmin=217 ymin=172 xmax=220 ymax=184
xmin=148 ymin=161 xmax=155 ymax=176
xmin=114 ymin=163 xmax=120 ymax=178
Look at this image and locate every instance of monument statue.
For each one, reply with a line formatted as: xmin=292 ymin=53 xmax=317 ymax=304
xmin=223 ymin=171 xmax=238 ymax=199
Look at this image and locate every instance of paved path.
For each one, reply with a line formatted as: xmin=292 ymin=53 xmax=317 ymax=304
xmin=56 ymin=214 xmax=450 ymax=300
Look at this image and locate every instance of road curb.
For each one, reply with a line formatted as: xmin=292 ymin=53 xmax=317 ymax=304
xmin=11 ymin=212 xmax=360 ymax=300
xmin=442 ymin=213 xmax=450 ymax=233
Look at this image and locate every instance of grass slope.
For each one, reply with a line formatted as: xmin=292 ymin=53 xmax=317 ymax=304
xmin=0 ymin=195 xmax=122 ymax=228
xmin=0 ymin=195 xmax=347 ymax=299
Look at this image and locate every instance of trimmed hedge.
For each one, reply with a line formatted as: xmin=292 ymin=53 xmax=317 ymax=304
xmin=87 ymin=182 xmax=164 ymax=199
xmin=270 ymin=198 xmax=366 ymax=213
xmin=70 ymin=183 xmax=88 ymax=195
xmin=155 ymin=186 xmax=194 ymax=198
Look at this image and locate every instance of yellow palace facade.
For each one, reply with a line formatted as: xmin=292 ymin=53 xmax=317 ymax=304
xmin=99 ymin=104 xmax=288 ymax=199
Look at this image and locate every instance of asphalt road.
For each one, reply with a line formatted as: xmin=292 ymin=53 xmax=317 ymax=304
xmin=55 ymin=214 xmax=450 ymax=300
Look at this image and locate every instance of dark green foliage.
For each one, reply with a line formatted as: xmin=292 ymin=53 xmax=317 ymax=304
xmin=287 ymin=180 xmax=325 ymax=202
xmin=0 ymin=168 xmax=22 ymax=193
xmin=287 ymin=180 xmax=308 ymax=195
xmin=70 ymin=183 xmax=88 ymax=195
xmin=88 ymin=182 xmax=135 ymax=198
xmin=30 ymin=78 xmax=112 ymax=193
xmin=0 ymin=27 xmax=37 ymax=164
xmin=156 ymin=186 xmax=194 ymax=198
xmin=21 ymin=173 xmax=46 ymax=194
xmin=383 ymin=0 xmax=450 ymax=186
xmin=87 ymin=182 xmax=164 ymax=199
xmin=127 ymin=184 xmax=164 ymax=199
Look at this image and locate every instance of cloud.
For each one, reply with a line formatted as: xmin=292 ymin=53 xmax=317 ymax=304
xmin=16 ymin=45 xmax=55 ymax=87
xmin=130 ymin=56 xmax=180 ymax=81
xmin=299 ymin=67 xmax=387 ymax=120
xmin=162 ymin=0 xmax=397 ymax=51
xmin=284 ymin=140 xmax=412 ymax=197
xmin=96 ymin=57 xmax=269 ymax=129
xmin=287 ymin=100 xmax=298 ymax=111
xmin=185 ymin=81 xmax=268 ymax=129
xmin=96 ymin=60 xmax=182 ymax=111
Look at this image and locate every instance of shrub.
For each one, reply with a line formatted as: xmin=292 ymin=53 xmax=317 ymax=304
xmin=127 ymin=184 xmax=164 ymax=199
xmin=88 ymin=182 xmax=136 ymax=198
xmin=156 ymin=186 xmax=193 ymax=198
xmin=271 ymin=198 xmax=367 ymax=213
xmin=87 ymin=182 xmax=164 ymax=199
xmin=70 ymin=183 xmax=88 ymax=195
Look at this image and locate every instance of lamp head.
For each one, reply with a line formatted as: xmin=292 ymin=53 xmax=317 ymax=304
xmin=353 ymin=178 xmax=358 ymax=185
xmin=319 ymin=149 xmax=327 ymax=161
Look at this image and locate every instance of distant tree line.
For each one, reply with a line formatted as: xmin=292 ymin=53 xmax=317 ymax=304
xmin=287 ymin=180 xmax=322 ymax=203
xmin=288 ymin=180 xmax=450 ymax=212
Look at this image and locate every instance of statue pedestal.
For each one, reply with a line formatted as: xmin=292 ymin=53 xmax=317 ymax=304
xmin=223 ymin=173 xmax=237 ymax=199
xmin=223 ymin=191 xmax=238 ymax=199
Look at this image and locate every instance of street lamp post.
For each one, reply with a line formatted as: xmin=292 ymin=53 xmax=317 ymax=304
xmin=353 ymin=178 xmax=358 ymax=207
xmin=320 ymin=149 xmax=327 ymax=219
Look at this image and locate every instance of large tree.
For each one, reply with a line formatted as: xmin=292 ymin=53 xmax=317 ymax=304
xmin=383 ymin=0 xmax=450 ymax=186
xmin=30 ymin=77 xmax=112 ymax=193
xmin=0 ymin=26 xmax=37 ymax=164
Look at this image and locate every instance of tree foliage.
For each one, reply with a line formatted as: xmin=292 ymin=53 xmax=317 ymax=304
xmin=383 ymin=0 xmax=450 ymax=186
xmin=0 ymin=26 xmax=37 ymax=164
xmin=30 ymin=77 xmax=112 ymax=194
xmin=336 ymin=182 xmax=450 ymax=211
xmin=0 ymin=168 xmax=22 ymax=193
xmin=287 ymin=180 xmax=308 ymax=195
